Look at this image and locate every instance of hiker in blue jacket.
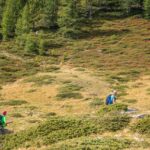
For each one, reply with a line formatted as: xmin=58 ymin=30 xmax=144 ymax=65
xmin=106 ymin=90 xmax=117 ymax=105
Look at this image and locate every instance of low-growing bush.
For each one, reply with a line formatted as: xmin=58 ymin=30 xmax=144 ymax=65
xmin=11 ymin=113 xmax=23 ymax=118
xmin=0 ymin=100 xmax=28 ymax=106
xmin=90 ymin=98 xmax=104 ymax=107
xmin=24 ymin=75 xmax=55 ymax=86
xmin=56 ymin=92 xmax=83 ymax=100
xmin=50 ymin=137 xmax=133 ymax=150
xmin=98 ymin=103 xmax=128 ymax=114
xmin=122 ymin=99 xmax=137 ymax=104
xmin=0 ymin=115 xmax=130 ymax=150
xmin=131 ymin=115 xmax=150 ymax=136
xmin=56 ymin=83 xmax=83 ymax=100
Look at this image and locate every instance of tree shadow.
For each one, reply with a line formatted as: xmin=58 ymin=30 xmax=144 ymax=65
xmin=78 ymin=28 xmax=130 ymax=39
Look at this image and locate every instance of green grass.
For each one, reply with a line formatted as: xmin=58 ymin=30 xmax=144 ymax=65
xmin=122 ymin=99 xmax=137 ymax=104
xmin=146 ymin=88 xmax=150 ymax=95
xmin=50 ymin=137 xmax=133 ymax=150
xmin=11 ymin=113 xmax=24 ymax=118
xmin=90 ymin=98 xmax=104 ymax=107
xmin=24 ymin=75 xmax=56 ymax=86
xmin=0 ymin=100 xmax=28 ymax=106
xmin=0 ymin=115 xmax=130 ymax=150
xmin=98 ymin=103 xmax=128 ymax=114
xmin=131 ymin=115 xmax=150 ymax=137
xmin=42 ymin=66 xmax=60 ymax=72
xmin=56 ymin=83 xmax=83 ymax=100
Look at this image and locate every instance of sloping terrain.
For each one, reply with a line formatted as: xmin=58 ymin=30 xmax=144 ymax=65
xmin=0 ymin=17 xmax=150 ymax=150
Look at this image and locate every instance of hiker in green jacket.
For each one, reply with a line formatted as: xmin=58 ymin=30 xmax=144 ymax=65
xmin=0 ymin=111 xmax=7 ymax=134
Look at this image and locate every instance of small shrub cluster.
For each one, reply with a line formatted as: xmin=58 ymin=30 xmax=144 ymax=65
xmin=90 ymin=98 xmax=104 ymax=107
xmin=131 ymin=115 xmax=150 ymax=136
xmin=11 ymin=113 xmax=23 ymax=118
xmin=50 ymin=137 xmax=133 ymax=150
xmin=122 ymin=99 xmax=137 ymax=104
xmin=0 ymin=115 xmax=130 ymax=150
xmin=98 ymin=103 xmax=128 ymax=114
xmin=56 ymin=83 xmax=83 ymax=100
xmin=0 ymin=100 xmax=28 ymax=106
xmin=16 ymin=34 xmax=63 ymax=56
xmin=43 ymin=66 xmax=60 ymax=72
xmin=24 ymin=75 xmax=55 ymax=86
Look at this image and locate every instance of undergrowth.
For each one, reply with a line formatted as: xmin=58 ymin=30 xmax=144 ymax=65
xmin=0 ymin=114 xmax=130 ymax=150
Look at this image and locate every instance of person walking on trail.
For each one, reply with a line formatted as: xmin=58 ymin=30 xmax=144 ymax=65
xmin=0 ymin=111 xmax=8 ymax=134
xmin=105 ymin=90 xmax=117 ymax=105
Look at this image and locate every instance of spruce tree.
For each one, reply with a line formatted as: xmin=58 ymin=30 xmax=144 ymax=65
xmin=44 ymin=0 xmax=59 ymax=29
xmin=2 ymin=0 xmax=26 ymax=40
xmin=16 ymin=4 xmax=30 ymax=35
xmin=144 ymin=0 xmax=150 ymax=19
xmin=0 ymin=0 xmax=5 ymax=26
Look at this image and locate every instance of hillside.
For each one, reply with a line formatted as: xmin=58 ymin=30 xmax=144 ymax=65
xmin=0 ymin=15 xmax=150 ymax=150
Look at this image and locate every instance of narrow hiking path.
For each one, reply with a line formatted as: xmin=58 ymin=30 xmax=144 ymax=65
xmin=0 ymin=64 xmax=150 ymax=133
xmin=0 ymin=65 xmax=110 ymax=116
xmin=1 ymin=51 xmax=25 ymax=62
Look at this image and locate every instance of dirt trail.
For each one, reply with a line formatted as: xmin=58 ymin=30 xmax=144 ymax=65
xmin=0 ymin=65 xmax=110 ymax=116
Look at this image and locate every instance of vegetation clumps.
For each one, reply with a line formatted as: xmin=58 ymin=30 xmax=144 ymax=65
xmin=0 ymin=115 xmax=130 ymax=150
xmin=24 ymin=75 xmax=56 ymax=86
xmin=90 ymin=98 xmax=104 ymax=107
xmin=98 ymin=103 xmax=128 ymax=114
xmin=50 ymin=137 xmax=133 ymax=150
xmin=0 ymin=100 xmax=28 ymax=106
xmin=56 ymin=83 xmax=83 ymax=100
xmin=132 ymin=115 xmax=150 ymax=137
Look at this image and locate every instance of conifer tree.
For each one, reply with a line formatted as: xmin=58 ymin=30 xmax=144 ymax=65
xmin=144 ymin=0 xmax=150 ymax=18
xmin=0 ymin=0 xmax=5 ymax=26
xmin=2 ymin=0 xmax=26 ymax=39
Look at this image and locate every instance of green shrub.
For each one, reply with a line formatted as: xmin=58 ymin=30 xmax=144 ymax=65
xmin=56 ymin=92 xmax=83 ymax=100
xmin=11 ymin=113 xmax=23 ymax=118
xmin=25 ymin=37 xmax=39 ymax=54
xmin=56 ymin=83 xmax=83 ymax=100
xmin=50 ymin=137 xmax=133 ymax=150
xmin=144 ymin=0 xmax=150 ymax=19
xmin=43 ymin=66 xmax=60 ymax=72
xmin=24 ymin=75 xmax=55 ymax=86
xmin=39 ymin=39 xmax=47 ymax=55
xmin=132 ymin=115 xmax=150 ymax=136
xmin=0 ymin=115 xmax=130 ymax=149
xmin=0 ymin=100 xmax=28 ymax=106
xmin=90 ymin=98 xmax=104 ymax=107
xmin=98 ymin=103 xmax=128 ymax=114
xmin=122 ymin=99 xmax=137 ymax=104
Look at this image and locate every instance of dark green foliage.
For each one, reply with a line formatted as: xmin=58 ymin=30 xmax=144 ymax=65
xmin=132 ymin=115 xmax=150 ymax=136
xmin=50 ymin=137 xmax=133 ymax=150
xmin=0 ymin=100 xmax=28 ymax=106
xmin=0 ymin=0 xmax=147 ymax=41
xmin=98 ymin=103 xmax=128 ymax=114
xmin=2 ymin=0 xmax=26 ymax=39
xmin=11 ymin=113 xmax=23 ymax=118
xmin=144 ymin=0 xmax=150 ymax=18
xmin=0 ymin=0 xmax=5 ymax=26
xmin=0 ymin=115 xmax=130 ymax=150
xmin=24 ymin=36 xmax=39 ymax=54
xmin=24 ymin=75 xmax=55 ymax=86
xmin=90 ymin=98 xmax=104 ymax=107
xmin=56 ymin=83 xmax=83 ymax=100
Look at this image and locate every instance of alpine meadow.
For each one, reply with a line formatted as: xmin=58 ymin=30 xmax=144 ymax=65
xmin=0 ymin=0 xmax=150 ymax=150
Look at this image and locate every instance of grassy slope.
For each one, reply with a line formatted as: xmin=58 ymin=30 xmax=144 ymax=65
xmin=0 ymin=16 xmax=150 ymax=150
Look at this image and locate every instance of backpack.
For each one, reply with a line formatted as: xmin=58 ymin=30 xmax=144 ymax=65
xmin=0 ymin=115 xmax=3 ymax=125
xmin=105 ymin=95 xmax=112 ymax=105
